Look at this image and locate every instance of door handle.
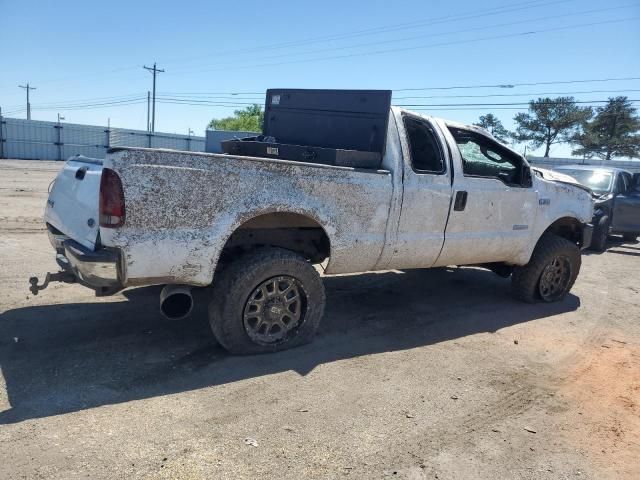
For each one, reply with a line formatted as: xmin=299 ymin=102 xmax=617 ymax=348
xmin=454 ymin=191 xmax=468 ymax=211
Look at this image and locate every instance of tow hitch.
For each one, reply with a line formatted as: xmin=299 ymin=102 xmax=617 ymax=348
xmin=28 ymin=271 xmax=76 ymax=295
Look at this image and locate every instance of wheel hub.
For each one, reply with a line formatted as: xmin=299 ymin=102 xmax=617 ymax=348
xmin=538 ymin=255 xmax=571 ymax=301
xmin=266 ymin=299 xmax=286 ymax=319
xmin=243 ymin=276 xmax=306 ymax=345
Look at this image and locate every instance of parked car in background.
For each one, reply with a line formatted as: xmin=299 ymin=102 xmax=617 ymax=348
xmin=552 ymin=165 xmax=640 ymax=251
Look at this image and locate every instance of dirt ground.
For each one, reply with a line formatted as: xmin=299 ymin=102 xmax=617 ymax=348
xmin=0 ymin=159 xmax=639 ymax=480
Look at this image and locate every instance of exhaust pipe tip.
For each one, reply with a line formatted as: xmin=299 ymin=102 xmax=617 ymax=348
xmin=160 ymin=285 xmax=193 ymax=320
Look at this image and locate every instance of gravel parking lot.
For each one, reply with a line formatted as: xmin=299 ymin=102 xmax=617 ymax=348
xmin=1 ymin=159 xmax=639 ymax=479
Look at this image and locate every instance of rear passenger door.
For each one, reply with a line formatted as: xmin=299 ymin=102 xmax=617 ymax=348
xmin=386 ymin=113 xmax=453 ymax=269
xmin=433 ymin=125 xmax=538 ymax=266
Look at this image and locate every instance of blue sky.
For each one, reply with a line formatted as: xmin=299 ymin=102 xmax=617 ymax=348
xmin=1 ymin=0 xmax=638 ymax=157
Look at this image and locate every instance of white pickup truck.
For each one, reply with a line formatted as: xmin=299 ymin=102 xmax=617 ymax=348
xmin=34 ymin=107 xmax=594 ymax=354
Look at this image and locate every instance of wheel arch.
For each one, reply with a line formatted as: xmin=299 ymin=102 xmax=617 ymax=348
xmin=543 ymin=216 xmax=585 ymax=246
xmin=212 ymin=209 xmax=333 ymax=278
xmin=518 ymin=214 xmax=587 ymax=265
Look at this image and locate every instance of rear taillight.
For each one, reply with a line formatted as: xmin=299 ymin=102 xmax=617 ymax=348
xmin=99 ymin=168 xmax=125 ymax=228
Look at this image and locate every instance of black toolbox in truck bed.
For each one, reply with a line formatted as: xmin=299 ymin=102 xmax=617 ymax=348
xmin=222 ymin=136 xmax=383 ymax=168
xmin=220 ymin=89 xmax=392 ymax=169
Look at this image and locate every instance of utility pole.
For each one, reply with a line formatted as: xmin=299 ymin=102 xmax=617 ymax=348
xmin=143 ymin=63 xmax=164 ymax=132
xmin=187 ymin=128 xmax=194 ymax=152
xmin=19 ymin=83 xmax=36 ymax=120
xmin=55 ymin=114 xmax=65 ymax=161
xmin=146 ymin=91 xmax=151 ymax=132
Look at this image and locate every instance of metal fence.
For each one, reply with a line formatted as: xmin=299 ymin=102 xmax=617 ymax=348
xmin=528 ymin=156 xmax=640 ymax=173
xmin=0 ymin=116 xmax=205 ymax=160
xmin=205 ymin=130 xmax=258 ymax=153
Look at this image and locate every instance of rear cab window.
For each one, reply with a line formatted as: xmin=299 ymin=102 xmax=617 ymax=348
xmin=403 ymin=115 xmax=446 ymax=174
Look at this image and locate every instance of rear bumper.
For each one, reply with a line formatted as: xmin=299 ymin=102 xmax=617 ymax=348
xmin=581 ymin=223 xmax=594 ymax=250
xmin=55 ymin=238 xmax=123 ymax=295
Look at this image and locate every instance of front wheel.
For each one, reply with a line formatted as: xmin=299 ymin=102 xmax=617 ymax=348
xmin=589 ymin=215 xmax=609 ymax=252
xmin=511 ymin=233 xmax=581 ymax=303
xmin=208 ymin=247 xmax=325 ymax=354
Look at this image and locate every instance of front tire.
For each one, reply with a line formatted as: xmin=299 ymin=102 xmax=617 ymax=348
xmin=590 ymin=215 xmax=609 ymax=252
xmin=511 ymin=233 xmax=581 ymax=303
xmin=208 ymin=247 xmax=325 ymax=355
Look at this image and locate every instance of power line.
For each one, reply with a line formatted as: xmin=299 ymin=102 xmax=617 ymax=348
xmin=155 ymin=97 xmax=638 ymax=108
xmin=172 ymin=17 xmax=638 ymax=75
xmin=395 ymin=77 xmax=640 ymax=92
xmin=3 ymin=98 xmax=147 ymax=116
xmin=191 ymin=4 xmax=635 ymax=67
xmin=158 ymin=99 xmax=258 ymax=108
xmin=156 ymin=88 xmax=640 ymax=102
xmin=5 ymin=96 xmax=632 ymax=117
xmin=160 ymin=78 xmax=640 ymax=98
xmin=14 ymin=95 xmax=146 ymax=110
xmin=163 ymin=0 xmax=574 ymax=68
xmin=157 ymin=76 xmax=640 ymax=99
xmin=143 ymin=63 xmax=165 ymax=132
xmin=1 ymin=93 xmax=147 ymax=111
xmin=395 ymin=99 xmax=640 ymax=107
xmin=157 ymin=94 xmax=265 ymax=101
xmin=36 ymin=97 xmax=147 ymax=109
xmin=393 ymin=89 xmax=640 ymax=100
xmin=4 ymin=84 xmax=637 ymax=117
xmin=4 ymin=1 xmax=568 ymax=89
xmin=4 ymin=77 xmax=638 ymax=119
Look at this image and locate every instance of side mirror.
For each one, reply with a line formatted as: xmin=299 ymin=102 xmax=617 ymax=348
xmin=522 ymin=165 xmax=533 ymax=187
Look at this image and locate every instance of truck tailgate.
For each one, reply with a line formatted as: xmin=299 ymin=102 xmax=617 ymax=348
xmin=44 ymin=157 xmax=102 ymax=250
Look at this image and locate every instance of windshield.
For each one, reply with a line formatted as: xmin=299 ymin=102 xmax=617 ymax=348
xmin=556 ymin=169 xmax=613 ymax=194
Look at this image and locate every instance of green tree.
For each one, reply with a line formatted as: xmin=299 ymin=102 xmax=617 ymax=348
xmin=208 ymin=104 xmax=263 ymax=132
xmin=513 ymin=97 xmax=592 ymax=157
xmin=572 ymin=97 xmax=640 ymax=160
xmin=474 ymin=113 xmax=511 ymax=143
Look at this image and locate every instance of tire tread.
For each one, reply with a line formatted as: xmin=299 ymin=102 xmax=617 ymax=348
xmin=511 ymin=233 xmax=581 ymax=303
xmin=209 ymin=247 xmax=325 ymax=354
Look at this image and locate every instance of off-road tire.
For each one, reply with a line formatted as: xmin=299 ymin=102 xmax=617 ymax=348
xmin=590 ymin=215 xmax=610 ymax=252
xmin=511 ymin=232 xmax=581 ymax=303
xmin=208 ymin=247 xmax=325 ymax=355
xmin=622 ymin=232 xmax=638 ymax=242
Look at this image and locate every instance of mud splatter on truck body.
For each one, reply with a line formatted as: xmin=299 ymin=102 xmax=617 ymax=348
xmin=102 ymin=147 xmax=394 ymax=286
xmin=36 ymin=102 xmax=595 ymax=354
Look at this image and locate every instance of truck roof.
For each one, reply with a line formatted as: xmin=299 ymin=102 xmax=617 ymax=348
xmin=393 ymin=107 xmax=524 ymax=160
